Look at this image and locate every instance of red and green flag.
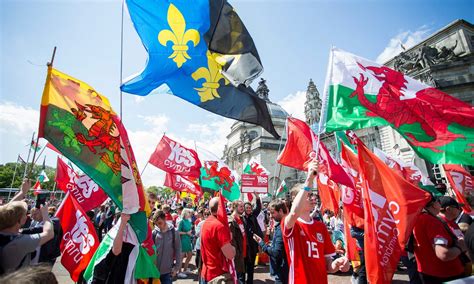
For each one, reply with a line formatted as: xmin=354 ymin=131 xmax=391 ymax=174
xmin=30 ymin=139 xmax=41 ymax=152
xmin=200 ymin=160 xmax=240 ymax=201
xmin=274 ymin=180 xmax=288 ymax=198
xmin=38 ymin=67 xmax=150 ymax=241
xmin=325 ymin=48 xmax=474 ymax=165
xmin=243 ymin=158 xmax=270 ymax=176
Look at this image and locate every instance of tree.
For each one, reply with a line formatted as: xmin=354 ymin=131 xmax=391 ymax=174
xmin=0 ymin=162 xmax=55 ymax=190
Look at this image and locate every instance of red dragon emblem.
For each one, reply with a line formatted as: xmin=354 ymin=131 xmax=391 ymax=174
xmin=72 ymin=102 xmax=121 ymax=175
xmin=351 ymin=62 xmax=474 ymax=154
xmin=202 ymin=161 xmax=235 ymax=192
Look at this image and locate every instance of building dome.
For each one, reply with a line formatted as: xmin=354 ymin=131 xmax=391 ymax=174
xmin=267 ymin=102 xmax=288 ymax=120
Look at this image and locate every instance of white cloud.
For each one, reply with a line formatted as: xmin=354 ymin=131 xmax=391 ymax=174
xmin=186 ymin=118 xmax=234 ymax=160
xmin=376 ymin=26 xmax=431 ymax=64
xmin=128 ymin=114 xmax=170 ymax=187
xmin=277 ymin=90 xmax=306 ymax=121
xmin=134 ymin=96 xmax=145 ymax=104
xmin=0 ymin=101 xmax=39 ymax=137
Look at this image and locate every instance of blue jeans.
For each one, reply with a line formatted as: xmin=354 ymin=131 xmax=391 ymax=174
xmin=160 ymin=273 xmax=173 ymax=284
xmin=199 ymin=279 xmax=208 ymax=284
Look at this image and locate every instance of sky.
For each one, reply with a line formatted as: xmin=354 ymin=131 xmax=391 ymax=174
xmin=1 ymin=0 xmax=473 ymax=187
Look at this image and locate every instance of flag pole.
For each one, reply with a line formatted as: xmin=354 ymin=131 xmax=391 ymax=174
xmin=141 ymin=132 xmax=166 ymax=176
xmin=314 ymin=46 xmax=335 ymax=180
xmin=29 ymin=47 xmax=57 ymax=180
xmin=10 ymin=155 xmax=20 ymax=189
xmin=119 ymin=0 xmax=125 ymax=119
xmin=33 ymin=144 xmax=47 ymax=164
xmin=272 ymin=118 xmax=286 ymax=198
xmin=23 ymin=132 xmax=35 ymax=179
xmin=8 ymin=155 xmax=21 ymax=201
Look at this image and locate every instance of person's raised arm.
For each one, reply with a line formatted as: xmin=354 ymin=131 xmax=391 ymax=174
xmin=284 ymin=163 xmax=317 ymax=231
xmin=253 ymin=195 xmax=262 ymax=217
xmin=38 ymin=202 xmax=54 ymax=245
xmin=10 ymin=178 xmax=30 ymax=203
xmin=112 ymin=213 xmax=130 ymax=255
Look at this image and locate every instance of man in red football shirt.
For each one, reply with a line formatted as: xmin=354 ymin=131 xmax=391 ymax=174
xmin=200 ymin=197 xmax=236 ymax=284
xmin=283 ymin=162 xmax=350 ymax=284
xmin=413 ymin=196 xmax=467 ymax=283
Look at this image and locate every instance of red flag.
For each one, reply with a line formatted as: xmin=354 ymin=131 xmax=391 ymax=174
xmin=343 ymin=208 xmax=360 ymax=261
xmin=149 ymin=135 xmax=202 ymax=177
xmin=33 ymin=180 xmax=42 ymax=195
xmin=277 ymin=117 xmax=354 ymax=187
xmin=340 ymin=143 xmax=364 ymax=220
xmin=443 ymin=164 xmax=473 ymax=213
xmin=164 ymin=173 xmax=203 ymax=196
xmin=46 ymin=142 xmax=62 ymax=154
xmin=55 ymin=158 xmax=108 ymax=212
xmin=217 ymin=192 xmax=238 ymax=284
xmin=317 ymin=174 xmax=340 ymax=216
xmin=55 ymin=158 xmax=76 ymax=193
xmin=358 ymin=139 xmax=430 ymax=284
xmin=56 ymin=193 xmax=99 ymax=281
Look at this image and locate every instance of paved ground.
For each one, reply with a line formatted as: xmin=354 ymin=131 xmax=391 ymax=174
xmin=53 ymin=254 xmax=410 ymax=283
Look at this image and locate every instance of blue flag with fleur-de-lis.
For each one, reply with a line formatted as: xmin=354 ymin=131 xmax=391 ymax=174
xmin=122 ymin=0 xmax=279 ymax=138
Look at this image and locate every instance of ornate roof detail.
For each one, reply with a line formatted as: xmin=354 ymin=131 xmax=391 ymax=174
xmin=256 ymin=78 xmax=270 ymax=102
xmin=304 ymin=79 xmax=322 ymax=126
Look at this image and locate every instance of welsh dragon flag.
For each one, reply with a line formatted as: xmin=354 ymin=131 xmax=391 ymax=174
xmin=274 ymin=180 xmax=288 ymax=198
xmin=243 ymin=158 xmax=270 ymax=176
xmin=200 ymin=160 xmax=240 ymax=201
xmin=325 ymin=48 xmax=474 ymax=165
xmin=38 ymin=67 xmax=150 ymax=242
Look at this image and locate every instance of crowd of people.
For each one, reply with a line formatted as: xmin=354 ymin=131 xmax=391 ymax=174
xmin=1 ymin=162 xmax=474 ymax=284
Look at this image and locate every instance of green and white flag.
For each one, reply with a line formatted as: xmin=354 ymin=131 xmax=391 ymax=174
xmin=275 ymin=180 xmax=288 ymax=198
xmin=324 ymin=48 xmax=474 ymax=165
xmin=83 ymin=220 xmax=159 ymax=283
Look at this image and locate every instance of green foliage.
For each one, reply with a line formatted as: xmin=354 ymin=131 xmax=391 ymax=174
xmin=0 ymin=161 xmax=56 ymax=190
xmin=145 ymin=185 xmax=174 ymax=199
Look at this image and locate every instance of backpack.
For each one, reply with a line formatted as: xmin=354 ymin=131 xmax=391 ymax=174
xmin=0 ymin=234 xmax=27 ymax=275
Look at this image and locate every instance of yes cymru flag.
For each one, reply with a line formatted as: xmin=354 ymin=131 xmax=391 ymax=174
xmin=55 ymin=158 xmax=108 ymax=212
xmin=443 ymin=164 xmax=473 ymax=213
xmin=149 ymin=135 xmax=202 ymax=177
xmin=56 ymin=193 xmax=99 ymax=282
xmin=121 ymin=0 xmax=278 ymax=138
xmin=357 ymin=139 xmax=430 ymax=284
xmin=324 ymin=48 xmax=474 ymax=165
xmin=200 ymin=160 xmax=240 ymax=201
xmin=38 ymin=67 xmax=150 ymax=242
xmin=277 ymin=117 xmax=354 ymax=188
xmin=164 ymin=172 xmax=203 ymax=196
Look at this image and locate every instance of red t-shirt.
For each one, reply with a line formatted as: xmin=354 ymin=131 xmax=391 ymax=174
xmin=413 ymin=213 xmax=464 ymax=277
xmin=165 ymin=212 xmax=173 ymax=222
xmin=200 ymin=215 xmax=232 ymax=281
xmin=282 ymin=218 xmax=336 ymax=284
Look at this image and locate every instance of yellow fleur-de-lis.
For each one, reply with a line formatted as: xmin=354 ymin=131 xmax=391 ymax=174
xmin=192 ymin=51 xmax=229 ymax=102
xmin=158 ymin=4 xmax=200 ymax=68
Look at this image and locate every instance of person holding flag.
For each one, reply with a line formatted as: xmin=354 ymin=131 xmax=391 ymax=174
xmin=413 ymin=196 xmax=468 ymax=283
xmin=282 ymin=162 xmax=350 ymax=284
xmin=200 ymin=197 xmax=236 ymax=284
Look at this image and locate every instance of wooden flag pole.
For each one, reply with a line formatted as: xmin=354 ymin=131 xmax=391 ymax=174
xmin=47 ymin=46 xmax=57 ymax=67
xmin=28 ymin=47 xmax=57 ymax=180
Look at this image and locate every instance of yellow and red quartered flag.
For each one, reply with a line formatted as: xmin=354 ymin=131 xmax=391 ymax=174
xmin=38 ymin=66 xmax=151 ymax=241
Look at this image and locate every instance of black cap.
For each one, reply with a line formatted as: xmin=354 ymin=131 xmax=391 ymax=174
xmin=438 ymin=196 xmax=463 ymax=209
